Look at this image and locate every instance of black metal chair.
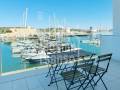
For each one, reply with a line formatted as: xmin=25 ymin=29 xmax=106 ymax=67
xmin=46 ymin=53 xmax=73 ymax=90
xmin=46 ymin=50 xmax=79 ymax=79
xmin=81 ymin=53 xmax=112 ymax=90
xmin=60 ymin=55 xmax=95 ymax=90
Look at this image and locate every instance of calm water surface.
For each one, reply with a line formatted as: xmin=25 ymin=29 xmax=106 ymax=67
xmin=0 ymin=36 xmax=100 ymax=73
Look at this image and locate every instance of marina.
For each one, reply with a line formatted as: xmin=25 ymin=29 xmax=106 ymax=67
xmin=0 ymin=36 xmax=100 ymax=73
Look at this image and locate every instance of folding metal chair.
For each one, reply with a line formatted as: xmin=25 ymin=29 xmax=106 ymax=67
xmin=46 ymin=49 xmax=96 ymax=90
xmin=81 ymin=53 xmax=112 ymax=90
xmin=60 ymin=55 xmax=95 ymax=90
xmin=46 ymin=50 xmax=78 ymax=79
xmin=46 ymin=52 xmax=74 ymax=90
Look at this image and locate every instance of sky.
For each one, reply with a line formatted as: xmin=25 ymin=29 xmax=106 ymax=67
xmin=0 ymin=0 xmax=112 ymax=29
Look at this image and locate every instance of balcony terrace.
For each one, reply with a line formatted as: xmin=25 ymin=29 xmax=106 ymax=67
xmin=0 ymin=59 xmax=119 ymax=90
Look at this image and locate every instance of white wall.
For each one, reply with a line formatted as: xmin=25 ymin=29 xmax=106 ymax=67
xmin=100 ymin=35 xmax=120 ymax=61
xmin=100 ymin=0 xmax=120 ymax=61
xmin=113 ymin=0 xmax=120 ymax=35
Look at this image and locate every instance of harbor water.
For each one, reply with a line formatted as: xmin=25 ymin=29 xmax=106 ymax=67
xmin=0 ymin=36 xmax=100 ymax=73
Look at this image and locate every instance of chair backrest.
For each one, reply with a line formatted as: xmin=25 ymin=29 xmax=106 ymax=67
xmin=79 ymin=54 xmax=95 ymax=66
xmin=98 ymin=53 xmax=112 ymax=62
xmin=97 ymin=53 xmax=112 ymax=72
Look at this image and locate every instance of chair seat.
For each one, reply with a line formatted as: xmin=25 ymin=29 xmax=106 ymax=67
xmin=77 ymin=63 xmax=92 ymax=68
xmin=81 ymin=65 xmax=105 ymax=74
xmin=61 ymin=70 xmax=86 ymax=82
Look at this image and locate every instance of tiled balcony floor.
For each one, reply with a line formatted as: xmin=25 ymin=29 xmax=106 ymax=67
xmin=0 ymin=59 xmax=120 ymax=90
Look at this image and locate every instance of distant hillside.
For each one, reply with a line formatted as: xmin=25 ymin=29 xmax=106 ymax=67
xmin=0 ymin=27 xmax=12 ymax=34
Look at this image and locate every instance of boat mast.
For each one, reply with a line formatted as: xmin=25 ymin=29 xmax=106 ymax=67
xmin=25 ymin=8 xmax=28 ymax=28
xmin=23 ymin=8 xmax=28 ymax=40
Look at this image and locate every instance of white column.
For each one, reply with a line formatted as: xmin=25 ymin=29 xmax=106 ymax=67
xmin=113 ymin=0 xmax=120 ymax=35
xmin=100 ymin=0 xmax=120 ymax=61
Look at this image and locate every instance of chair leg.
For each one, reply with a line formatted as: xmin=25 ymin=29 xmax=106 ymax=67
xmin=94 ymin=73 xmax=104 ymax=86
xmin=94 ymin=73 xmax=108 ymax=90
xmin=46 ymin=65 xmax=52 ymax=77
xmin=87 ymin=73 xmax=96 ymax=86
xmin=56 ymin=64 xmax=62 ymax=74
xmin=48 ymin=75 xmax=54 ymax=86
xmin=77 ymin=77 xmax=89 ymax=90
xmin=48 ymin=65 xmax=58 ymax=86
xmin=53 ymin=74 xmax=59 ymax=90
xmin=77 ymin=79 xmax=85 ymax=90
xmin=83 ymin=75 xmax=95 ymax=90
xmin=91 ymin=79 xmax=96 ymax=85
xmin=100 ymin=78 xmax=108 ymax=90
xmin=90 ymin=82 xmax=95 ymax=90
xmin=64 ymin=79 xmax=70 ymax=90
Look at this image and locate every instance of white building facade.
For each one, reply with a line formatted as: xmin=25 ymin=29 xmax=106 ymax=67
xmin=100 ymin=0 xmax=120 ymax=61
